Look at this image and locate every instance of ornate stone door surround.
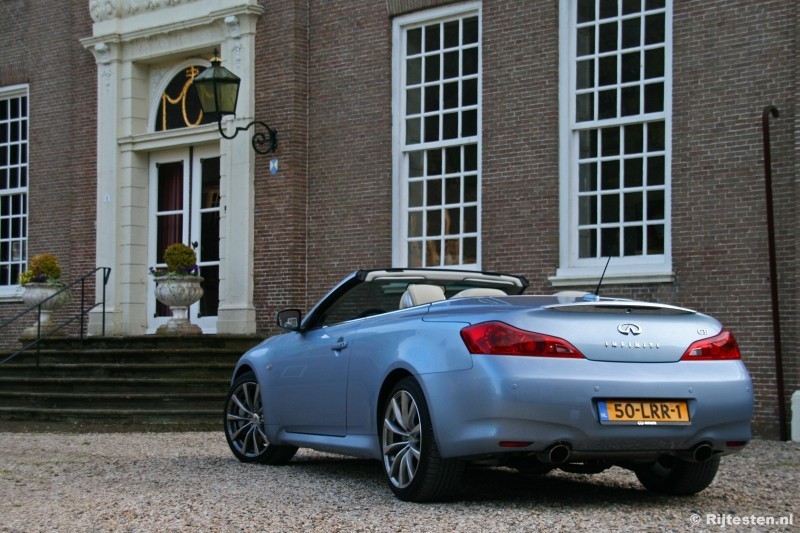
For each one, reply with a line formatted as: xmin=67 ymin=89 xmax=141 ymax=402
xmin=82 ymin=1 xmax=264 ymax=335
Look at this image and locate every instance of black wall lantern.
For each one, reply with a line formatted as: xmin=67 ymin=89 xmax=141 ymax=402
xmin=193 ymin=51 xmax=278 ymax=155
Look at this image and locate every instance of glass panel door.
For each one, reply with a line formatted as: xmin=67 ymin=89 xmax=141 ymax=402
xmin=148 ymin=146 xmax=220 ymax=333
xmin=154 ymin=160 xmax=185 ymax=319
xmin=194 ymin=153 xmax=220 ymax=332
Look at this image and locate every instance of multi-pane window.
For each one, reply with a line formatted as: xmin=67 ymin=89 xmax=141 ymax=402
xmin=0 ymin=86 xmax=28 ymax=290
xmin=563 ymin=0 xmax=671 ymax=275
xmin=394 ymin=4 xmax=481 ymax=268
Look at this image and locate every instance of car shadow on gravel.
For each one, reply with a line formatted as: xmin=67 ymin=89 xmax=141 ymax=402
xmin=459 ymin=465 xmax=656 ymax=505
xmin=278 ymin=454 xmax=663 ymax=505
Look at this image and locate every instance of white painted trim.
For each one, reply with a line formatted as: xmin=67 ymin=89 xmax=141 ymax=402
xmin=391 ymin=1 xmax=483 ymax=269
xmin=391 ymin=1 xmax=482 ymax=26
xmin=0 ymin=84 xmax=29 ymax=291
xmin=147 ymin=148 xmax=189 ymax=334
xmin=391 ymin=15 xmax=403 ymax=268
xmin=0 ymin=287 xmax=24 ymax=302
xmin=119 ymin=124 xmax=220 ymax=153
xmin=190 ymin=145 xmax=221 ymax=334
xmin=146 ymin=145 xmax=219 ymax=334
xmin=0 ymin=84 xmax=28 ymax=98
xmin=557 ymin=3 xmax=572 ymax=277
xmin=83 ymin=3 xmax=262 ymax=335
xmin=550 ymin=265 xmax=674 ymax=287
xmin=557 ymin=0 xmax=674 ymax=284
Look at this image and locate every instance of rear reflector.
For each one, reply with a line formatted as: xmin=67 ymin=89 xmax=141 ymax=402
xmin=680 ymin=329 xmax=742 ymax=361
xmin=499 ymin=441 xmax=533 ymax=448
xmin=461 ymin=321 xmax=584 ymax=358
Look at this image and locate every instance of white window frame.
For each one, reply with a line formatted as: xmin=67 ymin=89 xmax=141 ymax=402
xmin=0 ymin=84 xmax=29 ymax=300
xmin=553 ymin=0 xmax=673 ymax=286
xmin=392 ymin=2 xmax=482 ymax=270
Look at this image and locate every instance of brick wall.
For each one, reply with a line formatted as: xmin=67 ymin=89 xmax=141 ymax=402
xmin=289 ymin=0 xmax=797 ymax=437
xmin=1 ymin=0 xmax=795 ymax=436
xmin=0 ymin=0 xmax=97 ymax=352
xmin=252 ymin=0 xmax=311 ymax=336
xmin=666 ymin=0 xmax=797 ymax=437
xmin=480 ymin=0 xmax=561 ymax=284
xmin=304 ymin=0 xmax=394 ymax=305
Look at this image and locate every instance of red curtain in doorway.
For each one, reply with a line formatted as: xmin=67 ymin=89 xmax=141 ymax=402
xmin=156 ymin=162 xmax=183 ymax=263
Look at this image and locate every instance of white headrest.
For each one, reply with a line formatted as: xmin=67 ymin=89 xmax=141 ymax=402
xmin=554 ymin=290 xmax=591 ymax=304
xmin=450 ymin=288 xmax=507 ymax=299
xmin=399 ymin=284 xmax=446 ymax=309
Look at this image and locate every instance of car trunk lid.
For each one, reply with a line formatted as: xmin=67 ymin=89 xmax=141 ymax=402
xmin=535 ymin=301 xmax=721 ymax=363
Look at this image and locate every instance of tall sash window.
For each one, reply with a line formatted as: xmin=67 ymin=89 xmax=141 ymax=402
xmin=0 ymin=86 xmax=28 ymax=295
xmin=557 ymin=0 xmax=673 ymax=284
xmin=393 ymin=3 xmax=482 ymax=269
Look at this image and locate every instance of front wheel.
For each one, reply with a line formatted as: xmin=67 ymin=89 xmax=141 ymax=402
xmin=635 ymin=456 xmax=721 ymax=495
xmin=381 ymin=377 xmax=463 ymax=502
xmin=224 ymin=371 xmax=297 ymax=464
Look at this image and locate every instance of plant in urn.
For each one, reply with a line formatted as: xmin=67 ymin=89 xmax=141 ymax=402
xmin=19 ymin=253 xmax=71 ymax=339
xmin=151 ymin=243 xmax=204 ymax=335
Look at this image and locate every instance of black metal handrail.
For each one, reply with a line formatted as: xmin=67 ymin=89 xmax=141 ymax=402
xmin=0 ymin=267 xmax=111 ymax=367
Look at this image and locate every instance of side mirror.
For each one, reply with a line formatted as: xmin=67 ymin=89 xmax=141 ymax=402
xmin=276 ymin=309 xmax=302 ymax=331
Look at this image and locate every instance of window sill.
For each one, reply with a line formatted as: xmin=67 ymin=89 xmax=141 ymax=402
xmin=549 ymin=266 xmax=674 ymax=287
xmin=0 ymin=287 xmax=24 ymax=303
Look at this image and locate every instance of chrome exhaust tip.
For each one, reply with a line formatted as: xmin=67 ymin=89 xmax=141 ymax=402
xmin=537 ymin=443 xmax=571 ymax=464
xmin=692 ymin=443 xmax=714 ymax=463
xmin=678 ymin=443 xmax=714 ymax=463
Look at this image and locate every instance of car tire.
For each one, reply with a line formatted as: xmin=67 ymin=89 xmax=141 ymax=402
xmin=224 ymin=371 xmax=298 ymax=464
xmin=381 ymin=377 xmax=464 ymax=502
xmin=635 ymin=456 xmax=721 ymax=495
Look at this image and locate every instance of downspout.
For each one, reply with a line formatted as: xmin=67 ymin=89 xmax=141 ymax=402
xmin=760 ymin=105 xmax=788 ymax=441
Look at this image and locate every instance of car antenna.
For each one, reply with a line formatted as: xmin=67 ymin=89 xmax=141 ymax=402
xmin=585 ymin=257 xmax=612 ymax=301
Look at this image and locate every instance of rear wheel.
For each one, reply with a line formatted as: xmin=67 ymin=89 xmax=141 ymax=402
xmin=381 ymin=377 xmax=463 ymax=502
xmin=224 ymin=371 xmax=297 ymax=464
xmin=635 ymin=456 xmax=721 ymax=495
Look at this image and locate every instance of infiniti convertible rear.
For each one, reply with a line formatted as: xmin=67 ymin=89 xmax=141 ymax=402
xmin=224 ymin=269 xmax=753 ymax=502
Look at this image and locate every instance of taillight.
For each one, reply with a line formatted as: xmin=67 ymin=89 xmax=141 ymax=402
xmin=680 ymin=329 xmax=742 ymax=361
xmin=460 ymin=321 xmax=584 ymax=358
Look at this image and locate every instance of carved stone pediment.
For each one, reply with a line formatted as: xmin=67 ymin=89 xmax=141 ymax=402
xmin=89 ymin=0 xmax=202 ymax=22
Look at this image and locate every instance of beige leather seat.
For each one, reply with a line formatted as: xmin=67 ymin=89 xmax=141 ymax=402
xmin=399 ymin=284 xmax=446 ymax=309
xmin=450 ymin=288 xmax=507 ymax=299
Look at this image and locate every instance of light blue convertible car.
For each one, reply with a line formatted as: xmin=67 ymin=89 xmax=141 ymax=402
xmin=224 ymin=269 xmax=753 ymax=502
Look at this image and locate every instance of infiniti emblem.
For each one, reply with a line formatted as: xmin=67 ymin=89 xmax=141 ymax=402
xmin=618 ymin=323 xmax=643 ymax=336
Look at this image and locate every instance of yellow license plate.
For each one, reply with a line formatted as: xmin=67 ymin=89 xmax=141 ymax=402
xmin=598 ymin=400 xmax=690 ymax=425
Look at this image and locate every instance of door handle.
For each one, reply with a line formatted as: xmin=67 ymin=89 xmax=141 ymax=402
xmin=330 ymin=339 xmax=348 ymax=351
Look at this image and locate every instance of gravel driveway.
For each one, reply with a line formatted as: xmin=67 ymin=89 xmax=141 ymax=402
xmin=0 ymin=431 xmax=797 ymax=532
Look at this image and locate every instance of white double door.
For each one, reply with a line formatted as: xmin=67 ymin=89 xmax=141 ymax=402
xmin=148 ymin=145 xmax=221 ymax=333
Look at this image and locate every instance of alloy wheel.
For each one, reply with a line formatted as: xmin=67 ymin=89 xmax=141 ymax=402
xmin=382 ymin=389 xmax=421 ymax=488
xmin=225 ymin=380 xmax=269 ymax=458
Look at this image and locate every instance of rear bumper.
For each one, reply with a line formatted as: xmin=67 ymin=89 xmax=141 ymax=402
xmin=420 ymin=356 xmax=753 ymax=460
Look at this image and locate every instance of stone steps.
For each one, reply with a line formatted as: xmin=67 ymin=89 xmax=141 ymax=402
xmin=0 ymin=335 xmax=264 ymax=431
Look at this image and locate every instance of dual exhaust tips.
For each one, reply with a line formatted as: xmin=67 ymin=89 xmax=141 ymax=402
xmin=535 ymin=442 xmax=715 ymax=465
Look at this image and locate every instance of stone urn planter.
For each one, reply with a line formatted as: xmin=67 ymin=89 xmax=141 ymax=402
xmin=154 ymin=275 xmax=204 ymax=335
xmin=21 ymin=282 xmax=71 ymax=339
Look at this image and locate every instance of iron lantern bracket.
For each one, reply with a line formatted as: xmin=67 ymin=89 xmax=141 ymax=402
xmin=217 ymin=117 xmax=278 ymax=155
